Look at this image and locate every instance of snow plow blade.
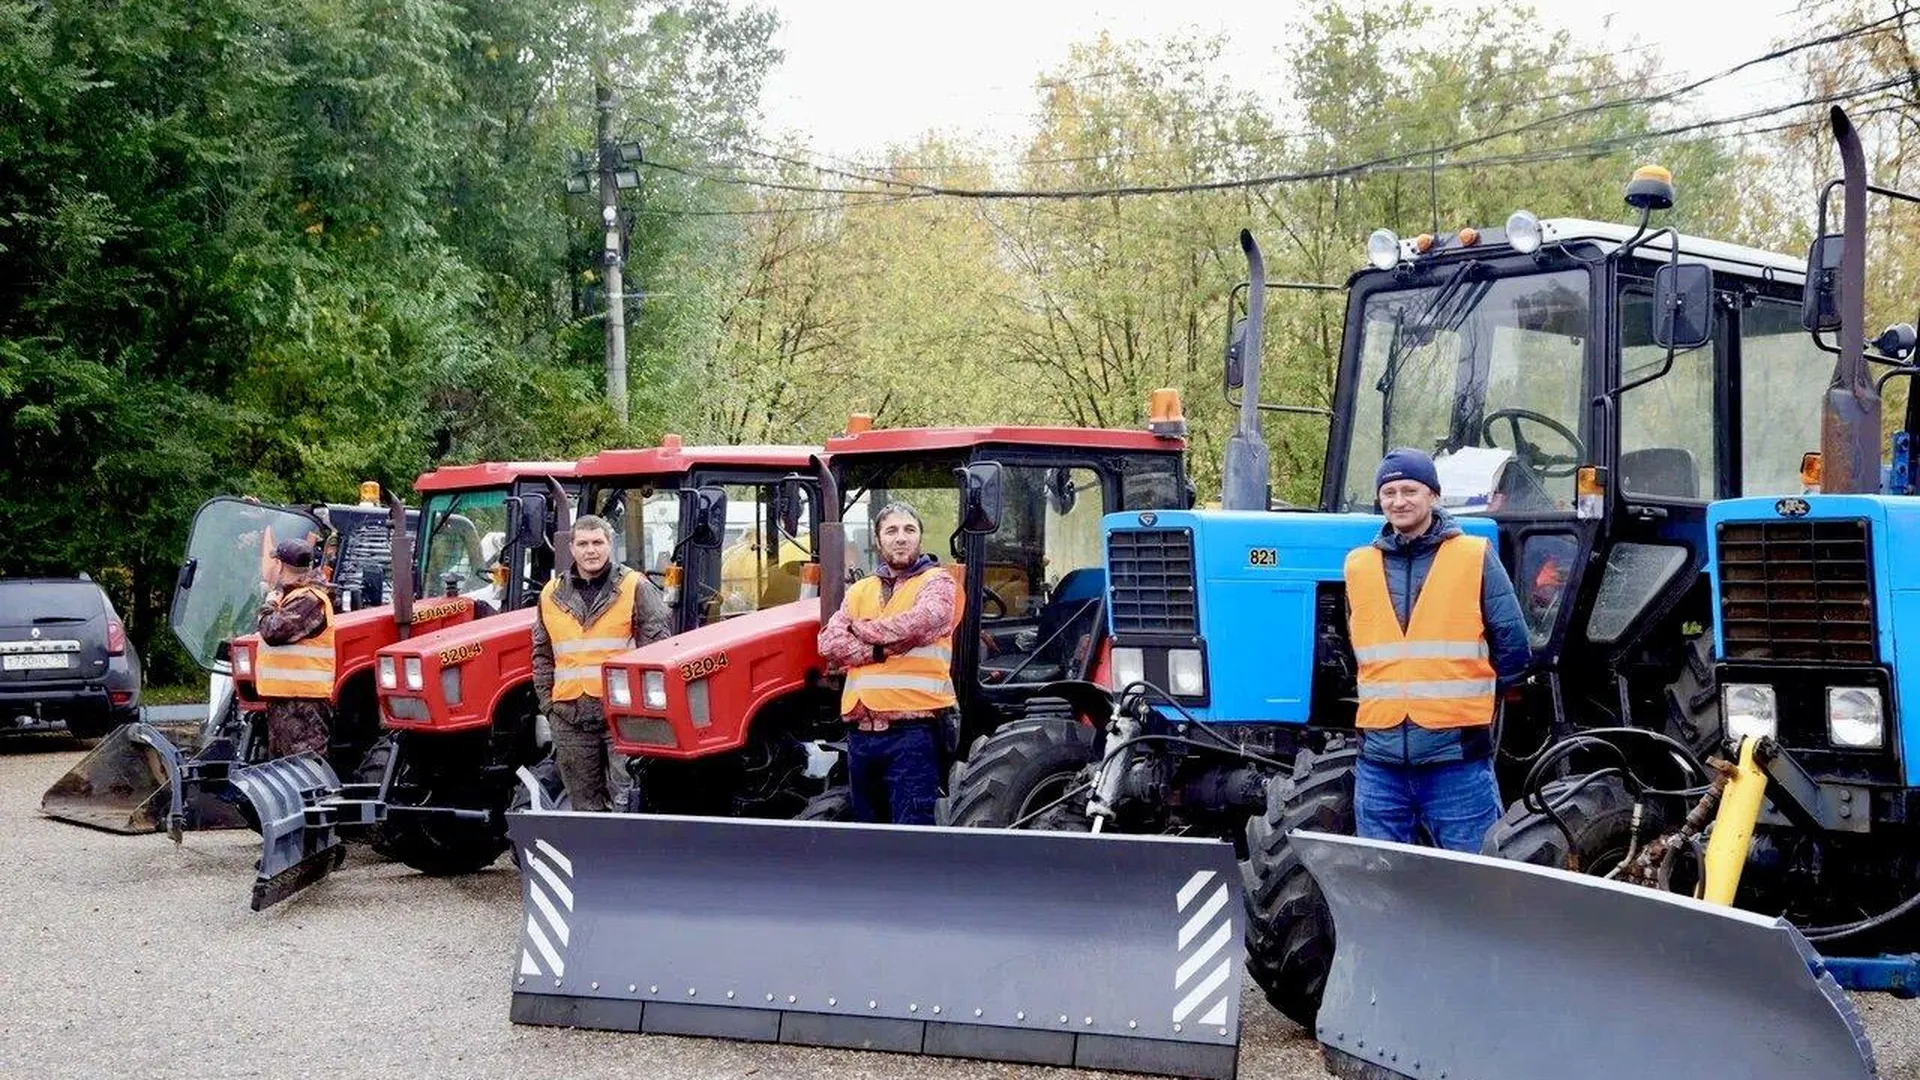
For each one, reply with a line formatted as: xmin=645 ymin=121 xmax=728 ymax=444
xmin=1291 ymin=831 xmax=1878 ymax=1080
xmin=40 ymin=720 xmax=250 ymax=836
xmin=231 ymin=753 xmax=348 ymax=911
xmin=505 ymin=806 xmax=1245 ymax=1080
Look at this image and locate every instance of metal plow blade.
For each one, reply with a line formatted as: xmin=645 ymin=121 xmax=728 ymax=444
xmin=505 ymin=811 xmax=1245 ymax=1080
xmin=230 ymin=754 xmax=347 ymax=911
xmin=40 ymin=721 xmax=250 ymax=836
xmin=1292 ymin=831 xmax=1878 ymax=1080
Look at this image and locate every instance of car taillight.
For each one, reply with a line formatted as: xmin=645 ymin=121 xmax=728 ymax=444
xmin=106 ymin=618 xmax=126 ymax=656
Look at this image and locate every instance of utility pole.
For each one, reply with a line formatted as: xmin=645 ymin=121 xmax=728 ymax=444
xmin=566 ymin=78 xmax=644 ymax=423
xmin=596 ymin=81 xmax=629 ymax=424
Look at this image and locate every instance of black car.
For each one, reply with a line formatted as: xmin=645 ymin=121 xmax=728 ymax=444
xmin=0 ymin=577 xmax=142 ymax=738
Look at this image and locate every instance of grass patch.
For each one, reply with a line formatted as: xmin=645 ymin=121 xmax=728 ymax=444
xmin=143 ymin=683 xmax=208 ymax=705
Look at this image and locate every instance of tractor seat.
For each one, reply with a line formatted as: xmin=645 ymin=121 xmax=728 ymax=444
xmin=977 ymin=568 xmax=1105 ymax=686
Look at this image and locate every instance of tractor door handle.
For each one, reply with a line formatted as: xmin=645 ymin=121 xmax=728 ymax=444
xmin=1626 ymin=505 xmax=1669 ymax=520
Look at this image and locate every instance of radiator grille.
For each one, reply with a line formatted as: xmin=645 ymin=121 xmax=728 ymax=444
xmin=1106 ymin=528 xmax=1198 ymax=637
xmin=1717 ymin=518 xmax=1875 ymax=663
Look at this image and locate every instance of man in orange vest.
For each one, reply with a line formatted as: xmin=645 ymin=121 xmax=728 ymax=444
xmin=1344 ymin=448 xmax=1532 ymax=851
xmin=254 ymin=539 xmax=336 ymax=759
xmin=818 ymin=501 xmax=957 ymax=825
xmin=532 ymin=514 xmax=671 ymax=811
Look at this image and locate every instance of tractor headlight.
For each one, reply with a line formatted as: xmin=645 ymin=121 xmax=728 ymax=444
xmin=1826 ymin=686 xmax=1884 ymax=749
xmin=1722 ymin=683 xmax=1778 ymax=742
xmin=607 ymin=669 xmax=631 ymax=708
xmin=1367 ymin=228 xmax=1400 ymax=271
xmin=1111 ymin=647 xmax=1146 ymax=693
xmin=642 ymin=670 xmax=668 ymax=711
xmin=404 ymin=656 xmax=424 ymax=691
xmin=377 ymin=655 xmax=397 ymax=689
xmin=1506 ymin=209 xmax=1543 ymax=254
xmin=1168 ymin=648 xmax=1206 ymax=697
xmin=233 ymin=645 xmax=254 ymax=678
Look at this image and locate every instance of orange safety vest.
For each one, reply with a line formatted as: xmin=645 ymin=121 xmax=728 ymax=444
xmin=540 ymin=571 xmax=640 ymax=702
xmin=254 ymin=585 xmax=337 ymax=700
xmin=839 ymin=568 xmax=958 ymax=715
xmin=1344 ymin=535 xmax=1497 ymax=730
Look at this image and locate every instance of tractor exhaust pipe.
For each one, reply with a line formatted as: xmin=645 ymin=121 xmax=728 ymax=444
xmin=810 ymin=454 xmax=844 ymax=625
xmin=1825 ymin=105 xmax=1882 ymax=495
xmin=386 ymin=491 xmax=414 ymax=638
xmin=1221 ymin=229 xmax=1270 ymax=511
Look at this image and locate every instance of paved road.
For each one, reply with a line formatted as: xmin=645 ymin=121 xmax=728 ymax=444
xmin=2 ymin=737 xmax=1915 ymax=1080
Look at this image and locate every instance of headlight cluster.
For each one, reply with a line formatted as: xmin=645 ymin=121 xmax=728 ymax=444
xmin=1110 ymin=647 xmax=1206 ymax=698
xmin=1722 ymin=682 xmax=1885 ymax=750
xmin=378 ymin=655 xmax=397 ymax=689
xmin=233 ymin=645 xmax=254 ymax=677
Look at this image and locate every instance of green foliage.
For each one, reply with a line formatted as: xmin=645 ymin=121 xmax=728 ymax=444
xmin=0 ymin=0 xmax=778 ymax=681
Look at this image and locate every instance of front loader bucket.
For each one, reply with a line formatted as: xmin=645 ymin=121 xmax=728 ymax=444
xmin=231 ymin=753 xmax=347 ymax=911
xmin=1291 ymin=831 xmax=1878 ymax=1080
xmin=505 ymin=809 xmax=1245 ymax=1080
xmin=40 ymin=721 xmax=250 ymax=835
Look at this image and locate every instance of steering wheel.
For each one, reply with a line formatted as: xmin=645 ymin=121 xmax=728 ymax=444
xmin=1480 ymin=408 xmax=1585 ymax=479
xmin=980 ymin=589 xmax=1007 ymax=619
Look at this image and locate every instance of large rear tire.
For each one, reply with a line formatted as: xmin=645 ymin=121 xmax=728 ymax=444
xmin=798 ymin=786 xmax=851 ymax=821
xmin=1240 ymin=743 xmax=1356 ymax=1030
xmin=358 ymin=735 xmax=509 ymax=876
xmin=1482 ymin=772 xmax=1658 ymax=876
xmin=941 ymin=717 xmax=1097 ymax=829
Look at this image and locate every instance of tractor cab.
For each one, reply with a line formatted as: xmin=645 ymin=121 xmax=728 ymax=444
xmin=1313 ymin=194 xmax=1827 ymax=747
xmin=826 ymin=420 xmax=1191 ymax=732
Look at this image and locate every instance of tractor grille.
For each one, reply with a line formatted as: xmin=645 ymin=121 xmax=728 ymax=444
xmin=1717 ymin=518 xmax=1875 ymax=663
xmin=1106 ymin=528 xmax=1198 ymax=637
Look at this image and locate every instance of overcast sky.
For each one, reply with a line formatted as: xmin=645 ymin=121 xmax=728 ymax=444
xmin=756 ymin=0 xmax=1814 ymax=161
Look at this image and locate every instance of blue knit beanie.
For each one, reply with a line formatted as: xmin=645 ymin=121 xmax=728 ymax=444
xmin=1375 ymin=447 xmax=1440 ymax=495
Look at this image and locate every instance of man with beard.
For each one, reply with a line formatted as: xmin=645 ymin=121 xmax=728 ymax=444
xmin=817 ymin=501 xmax=957 ymax=825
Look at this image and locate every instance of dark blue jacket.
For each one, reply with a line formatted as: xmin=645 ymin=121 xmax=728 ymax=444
xmin=1354 ymin=509 xmax=1532 ymax=766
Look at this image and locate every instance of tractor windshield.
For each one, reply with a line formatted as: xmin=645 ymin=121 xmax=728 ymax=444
xmin=420 ymin=488 xmax=511 ymax=602
xmin=1340 ymin=269 xmax=1591 ymax=514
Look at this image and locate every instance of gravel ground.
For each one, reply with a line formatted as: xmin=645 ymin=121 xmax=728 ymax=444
xmin=3 ymin=735 xmax=1917 ymax=1080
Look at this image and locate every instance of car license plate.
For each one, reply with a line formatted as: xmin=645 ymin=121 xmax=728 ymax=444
xmin=2 ymin=654 xmax=70 ymax=671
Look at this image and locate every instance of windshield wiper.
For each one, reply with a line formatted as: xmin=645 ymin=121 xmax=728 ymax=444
xmin=1376 ymin=260 xmax=1486 ymax=394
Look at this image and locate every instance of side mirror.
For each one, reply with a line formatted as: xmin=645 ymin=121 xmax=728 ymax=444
xmin=957 ymin=462 xmax=1004 ymax=535
xmin=1651 ymin=262 xmax=1714 ymax=351
xmin=1801 ymin=233 xmax=1843 ymax=332
xmin=511 ymin=493 xmax=550 ymax=549
xmin=1874 ymin=323 xmax=1917 ymax=361
xmin=176 ymin=557 xmax=198 ymax=591
xmin=774 ymin=478 xmax=806 ymax=539
xmin=360 ymin=564 xmax=386 ymax=609
xmin=685 ymin=485 xmax=727 ymax=550
xmin=1224 ymin=316 xmax=1248 ymax=392
xmin=1045 ymin=467 xmax=1077 ymax=516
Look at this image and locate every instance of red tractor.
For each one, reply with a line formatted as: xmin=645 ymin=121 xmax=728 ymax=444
xmin=225 ymin=461 xmax=581 ymax=776
xmin=598 ymin=410 xmax=1192 ymax=819
xmin=241 ymin=439 xmax=820 ymax=907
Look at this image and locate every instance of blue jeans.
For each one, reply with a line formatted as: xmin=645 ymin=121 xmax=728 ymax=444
xmin=1355 ymin=756 xmax=1502 ymax=852
xmin=847 ymin=723 xmax=939 ymax=825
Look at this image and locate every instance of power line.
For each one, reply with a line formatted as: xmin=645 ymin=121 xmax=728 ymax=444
xmin=667 ymin=12 xmax=1905 ymax=202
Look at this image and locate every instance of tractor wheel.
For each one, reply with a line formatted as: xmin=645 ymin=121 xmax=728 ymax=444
xmin=1240 ymin=742 xmax=1357 ymax=1030
xmin=797 ymin=786 xmax=851 ymax=821
xmin=941 ymin=717 xmax=1097 ymax=830
xmin=1663 ymin=633 xmax=1723 ymax=762
xmin=1482 ymin=772 xmax=1663 ymax=877
xmin=359 ymin=735 xmax=509 ymax=876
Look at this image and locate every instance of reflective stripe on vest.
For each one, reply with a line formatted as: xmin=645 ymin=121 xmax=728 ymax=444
xmin=254 ymin=585 xmax=337 ymax=700
xmin=1344 ymin=535 xmax=1496 ymax=730
xmin=540 ymin=572 xmax=640 ymax=701
xmin=839 ymin=569 xmax=958 ymax=715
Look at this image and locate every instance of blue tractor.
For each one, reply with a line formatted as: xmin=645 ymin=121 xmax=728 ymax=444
xmin=942 ymin=130 xmax=1912 ymax=1035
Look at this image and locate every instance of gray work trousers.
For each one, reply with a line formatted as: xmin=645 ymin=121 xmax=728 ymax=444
xmin=548 ymin=696 xmax=633 ymax=812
